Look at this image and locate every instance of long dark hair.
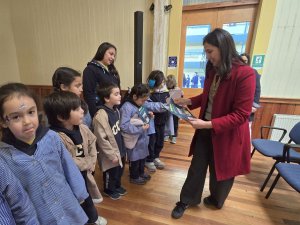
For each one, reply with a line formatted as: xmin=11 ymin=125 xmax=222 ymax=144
xmin=93 ymin=42 xmax=120 ymax=82
xmin=147 ymin=70 xmax=165 ymax=89
xmin=52 ymin=67 xmax=81 ymax=92
xmin=203 ymin=28 xmax=243 ymax=78
xmin=240 ymin=53 xmax=250 ymax=65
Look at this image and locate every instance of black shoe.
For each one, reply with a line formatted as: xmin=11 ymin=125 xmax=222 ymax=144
xmin=103 ymin=189 xmax=121 ymax=200
xmin=203 ymin=196 xmax=222 ymax=209
xmin=115 ymin=186 xmax=127 ymax=196
xmin=171 ymin=201 xmax=189 ymax=219
xmin=130 ymin=177 xmax=146 ymax=185
xmin=140 ymin=173 xmax=151 ymax=181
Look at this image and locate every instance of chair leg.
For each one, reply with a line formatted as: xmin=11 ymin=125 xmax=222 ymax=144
xmin=260 ymin=162 xmax=277 ymax=192
xmin=265 ymin=174 xmax=281 ymax=199
xmin=251 ymin=148 xmax=255 ymax=158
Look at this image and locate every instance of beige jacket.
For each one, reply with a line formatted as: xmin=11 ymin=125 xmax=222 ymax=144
xmin=57 ymin=124 xmax=102 ymax=199
xmin=93 ymin=108 xmax=123 ymax=172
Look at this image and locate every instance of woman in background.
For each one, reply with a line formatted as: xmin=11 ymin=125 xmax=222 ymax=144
xmin=240 ymin=53 xmax=261 ymax=146
xmin=83 ymin=42 xmax=121 ymax=118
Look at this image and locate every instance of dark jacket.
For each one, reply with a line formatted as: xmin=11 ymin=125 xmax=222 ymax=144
xmin=83 ymin=60 xmax=120 ymax=117
xmin=150 ymin=91 xmax=169 ymax=125
xmin=249 ymin=69 xmax=261 ymax=121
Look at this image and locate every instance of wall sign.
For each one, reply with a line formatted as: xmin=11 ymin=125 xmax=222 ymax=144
xmin=168 ymin=56 xmax=177 ymax=68
xmin=252 ymin=55 xmax=265 ymax=69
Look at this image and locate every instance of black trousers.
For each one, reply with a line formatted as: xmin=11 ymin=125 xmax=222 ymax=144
xmin=147 ymin=123 xmax=165 ymax=162
xmin=103 ymin=157 xmax=125 ymax=191
xmin=119 ymin=156 xmax=125 ymax=186
xmin=129 ymin=158 xmax=146 ymax=179
xmin=180 ymin=129 xmax=234 ymax=208
xmin=173 ymin=115 xmax=179 ymax=137
xmin=80 ymin=171 xmax=98 ymax=223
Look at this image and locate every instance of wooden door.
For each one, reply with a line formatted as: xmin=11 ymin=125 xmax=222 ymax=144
xmin=178 ymin=3 xmax=257 ymax=116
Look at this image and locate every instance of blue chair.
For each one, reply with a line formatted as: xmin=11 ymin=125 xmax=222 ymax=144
xmin=251 ymin=122 xmax=300 ymax=192
xmin=265 ymin=143 xmax=300 ymax=198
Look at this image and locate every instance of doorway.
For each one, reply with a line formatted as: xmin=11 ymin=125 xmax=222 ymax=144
xmin=178 ymin=3 xmax=258 ymax=112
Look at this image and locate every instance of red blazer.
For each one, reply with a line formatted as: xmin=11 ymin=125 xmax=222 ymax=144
xmin=189 ymin=62 xmax=255 ymax=181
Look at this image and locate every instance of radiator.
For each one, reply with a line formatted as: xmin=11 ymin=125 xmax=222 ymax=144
xmin=270 ymin=114 xmax=300 ymax=143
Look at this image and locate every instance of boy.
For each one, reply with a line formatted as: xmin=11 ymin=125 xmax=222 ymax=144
xmin=93 ymin=84 xmax=126 ymax=200
xmin=43 ymin=91 xmax=107 ymax=225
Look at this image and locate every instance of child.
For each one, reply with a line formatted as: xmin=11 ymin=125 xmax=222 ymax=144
xmin=93 ymin=84 xmax=126 ymax=200
xmin=165 ymin=74 xmax=183 ymax=144
xmin=44 ymin=91 xmax=107 ymax=225
xmin=52 ymin=66 xmax=92 ymax=128
xmin=145 ymin=70 xmax=170 ymax=171
xmin=0 ymin=83 xmax=88 ymax=225
xmin=52 ymin=66 xmax=103 ymax=204
xmin=120 ymin=84 xmax=151 ymax=185
xmin=0 ymin=157 xmax=39 ymax=225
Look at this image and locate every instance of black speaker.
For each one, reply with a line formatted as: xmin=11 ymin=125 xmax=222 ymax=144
xmin=134 ymin=11 xmax=143 ymax=85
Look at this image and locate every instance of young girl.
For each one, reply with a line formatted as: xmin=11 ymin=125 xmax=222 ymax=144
xmin=44 ymin=91 xmax=107 ymax=225
xmin=145 ymin=70 xmax=170 ymax=171
xmin=120 ymin=84 xmax=151 ymax=185
xmin=0 ymin=83 xmax=89 ymax=225
xmin=93 ymin=84 xmax=126 ymax=200
xmin=52 ymin=66 xmax=103 ymax=204
xmin=165 ymin=74 xmax=183 ymax=144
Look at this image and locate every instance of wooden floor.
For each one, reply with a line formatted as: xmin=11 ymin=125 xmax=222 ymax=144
xmin=94 ymin=123 xmax=300 ymax=225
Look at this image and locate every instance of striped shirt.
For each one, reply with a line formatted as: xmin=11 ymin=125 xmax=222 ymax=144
xmin=0 ymin=158 xmax=39 ymax=224
xmin=0 ymin=130 xmax=89 ymax=225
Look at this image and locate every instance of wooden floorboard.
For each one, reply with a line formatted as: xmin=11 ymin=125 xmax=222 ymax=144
xmin=94 ymin=124 xmax=300 ymax=225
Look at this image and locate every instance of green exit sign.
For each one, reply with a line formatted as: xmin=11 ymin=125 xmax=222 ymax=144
xmin=252 ymin=55 xmax=265 ymax=69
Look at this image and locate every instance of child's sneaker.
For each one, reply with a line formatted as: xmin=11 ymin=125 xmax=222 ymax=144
xmin=164 ymin=136 xmax=170 ymax=142
xmin=141 ymin=173 xmax=151 ymax=181
xmin=145 ymin=162 xmax=156 ymax=172
xmin=92 ymin=196 xmax=103 ymax=204
xmin=103 ymin=189 xmax=121 ymax=200
xmin=130 ymin=177 xmax=146 ymax=185
xmin=115 ymin=186 xmax=127 ymax=196
xmin=154 ymin=158 xmax=165 ymax=169
xmin=95 ymin=216 xmax=107 ymax=225
xmin=170 ymin=136 xmax=177 ymax=144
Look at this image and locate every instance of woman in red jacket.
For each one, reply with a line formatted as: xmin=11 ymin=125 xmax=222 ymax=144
xmin=171 ymin=28 xmax=255 ymax=219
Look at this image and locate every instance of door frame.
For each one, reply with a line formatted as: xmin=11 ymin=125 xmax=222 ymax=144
xmin=178 ymin=1 xmax=259 ymax=97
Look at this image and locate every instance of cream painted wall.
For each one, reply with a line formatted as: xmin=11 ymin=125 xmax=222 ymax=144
xmin=250 ymin=0 xmax=276 ymax=75
xmin=7 ymin=0 xmax=153 ymax=89
xmin=0 ymin=0 xmax=20 ymax=84
xmin=166 ymin=0 xmax=183 ymax=78
xmin=260 ymin=0 xmax=300 ymax=98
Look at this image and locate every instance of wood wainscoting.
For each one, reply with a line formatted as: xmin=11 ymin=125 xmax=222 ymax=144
xmin=26 ymin=84 xmax=128 ymax=109
xmin=27 ymin=85 xmax=52 ymax=110
xmin=252 ymin=97 xmax=300 ymax=139
xmin=26 ymin=85 xmax=300 ymax=139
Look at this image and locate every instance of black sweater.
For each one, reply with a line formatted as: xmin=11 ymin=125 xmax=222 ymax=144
xmin=83 ymin=60 xmax=120 ymax=117
xmin=150 ymin=91 xmax=169 ymax=125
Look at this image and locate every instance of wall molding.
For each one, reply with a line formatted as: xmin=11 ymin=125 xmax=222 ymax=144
xmin=260 ymin=97 xmax=300 ymax=105
xmin=27 ymin=85 xmax=300 ymax=139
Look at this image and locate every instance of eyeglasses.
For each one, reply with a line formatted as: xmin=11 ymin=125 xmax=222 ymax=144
xmin=5 ymin=109 xmax=37 ymax=124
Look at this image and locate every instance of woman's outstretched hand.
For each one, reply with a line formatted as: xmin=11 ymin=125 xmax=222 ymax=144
xmin=188 ymin=117 xmax=212 ymax=129
xmin=173 ymin=98 xmax=192 ymax=106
